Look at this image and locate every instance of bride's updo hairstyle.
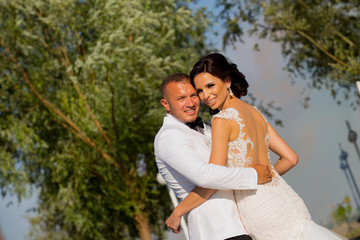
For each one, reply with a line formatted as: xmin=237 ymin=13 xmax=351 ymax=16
xmin=189 ymin=53 xmax=249 ymax=99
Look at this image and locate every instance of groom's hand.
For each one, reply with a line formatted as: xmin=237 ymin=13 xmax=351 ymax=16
xmin=253 ymin=164 xmax=272 ymax=184
xmin=166 ymin=210 xmax=182 ymax=234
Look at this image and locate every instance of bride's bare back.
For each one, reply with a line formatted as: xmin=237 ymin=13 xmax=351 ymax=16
xmin=217 ymin=99 xmax=271 ymax=169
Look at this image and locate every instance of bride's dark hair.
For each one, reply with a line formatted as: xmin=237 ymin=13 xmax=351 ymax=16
xmin=189 ymin=53 xmax=249 ymax=114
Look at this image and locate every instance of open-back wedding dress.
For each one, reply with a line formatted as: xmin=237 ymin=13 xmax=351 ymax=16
xmin=213 ymin=107 xmax=346 ymax=240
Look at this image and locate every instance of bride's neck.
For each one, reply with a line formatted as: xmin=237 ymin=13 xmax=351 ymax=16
xmin=219 ymin=97 xmax=239 ymax=111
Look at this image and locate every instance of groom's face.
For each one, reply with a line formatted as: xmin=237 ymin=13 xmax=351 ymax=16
xmin=161 ymin=81 xmax=200 ymax=123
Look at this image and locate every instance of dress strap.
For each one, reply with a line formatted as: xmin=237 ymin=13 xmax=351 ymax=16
xmin=212 ymin=108 xmax=239 ymax=120
xmin=212 ymin=108 xmax=244 ymax=130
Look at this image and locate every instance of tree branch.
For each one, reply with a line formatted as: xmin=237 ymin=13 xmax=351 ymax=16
xmin=56 ymin=119 xmax=116 ymax=166
xmin=296 ymin=29 xmax=348 ymax=67
xmin=1 ymin=39 xmax=81 ymax=134
xmin=75 ymin=30 xmax=86 ymax=58
xmin=106 ymin=73 xmax=120 ymax=146
xmin=275 ymin=16 xmax=349 ymax=68
xmin=0 ymin=39 xmax=117 ymax=166
xmin=70 ymin=79 xmax=112 ymax=148
xmin=295 ymin=0 xmax=357 ymax=48
xmin=32 ymin=19 xmax=113 ymax=144
xmin=34 ymin=11 xmax=55 ymax=53
xmin=59 ymin=38 xmax=112 ymax=148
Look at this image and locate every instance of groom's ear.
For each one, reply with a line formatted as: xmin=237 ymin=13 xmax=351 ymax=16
xmin=160 ymin=98 xmax=171 ymax=112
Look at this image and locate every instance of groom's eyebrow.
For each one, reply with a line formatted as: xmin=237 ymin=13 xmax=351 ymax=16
xmin=176 ymin=95 xmax=186 ymax=100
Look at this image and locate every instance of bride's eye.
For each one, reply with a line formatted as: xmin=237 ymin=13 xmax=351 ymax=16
xmin=208 ymin=84 xmax=215 ymax=88
xmin=196 ymin=89 xmax=203 ymax=94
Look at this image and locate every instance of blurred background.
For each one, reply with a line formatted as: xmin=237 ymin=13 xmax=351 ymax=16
xmin=1 ymin=0 xmax=359 ymax=239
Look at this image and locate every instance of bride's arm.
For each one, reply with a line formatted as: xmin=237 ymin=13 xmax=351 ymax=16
xmin=269 ymin=123 xmax=299 ymax=175
xmin=166 ymin=118 xmax=231 ymax=233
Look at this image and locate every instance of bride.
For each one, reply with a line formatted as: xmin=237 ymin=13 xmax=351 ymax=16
xmin=166 ymin=53 xmax=347 ymax=239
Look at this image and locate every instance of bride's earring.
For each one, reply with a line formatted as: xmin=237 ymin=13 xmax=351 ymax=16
xmin=228 ymin=85 xmax=233 ymax=97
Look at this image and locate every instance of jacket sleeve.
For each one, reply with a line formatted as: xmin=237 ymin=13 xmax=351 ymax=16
xmin=155 ymin=129 xmax=257 ymax=190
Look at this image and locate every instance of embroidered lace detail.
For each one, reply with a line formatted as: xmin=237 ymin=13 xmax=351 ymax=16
xmin=214 ymin=107 xmax=315 ymax=240
xmin=235 ymin=174 xmax=312 ymax=240
xmin=213 ymin=108 xmax=253 ymax=168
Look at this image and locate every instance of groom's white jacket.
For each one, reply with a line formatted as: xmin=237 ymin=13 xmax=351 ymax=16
xmin=155 ymin=114 xmax=257 ymax=240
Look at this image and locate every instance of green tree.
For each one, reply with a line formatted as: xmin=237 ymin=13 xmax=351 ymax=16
xmin=331 ymin=196 xmax=352 ymax=228
xmin=0 ymin=0 xmax=210 ymax=239
xmin=217 ymin=0 xmax=360 ymax=108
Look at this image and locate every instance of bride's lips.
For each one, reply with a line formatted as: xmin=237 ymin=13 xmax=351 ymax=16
xmin=206 ymin=98 xmax=216 ymax=108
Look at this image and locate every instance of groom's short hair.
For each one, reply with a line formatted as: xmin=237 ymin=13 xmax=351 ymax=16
xmin=161 ymin=73 xmax=190 ymax=98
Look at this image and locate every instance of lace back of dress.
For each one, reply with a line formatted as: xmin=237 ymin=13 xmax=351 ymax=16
xmin=213 ymin=107 xmax=271 ymax=170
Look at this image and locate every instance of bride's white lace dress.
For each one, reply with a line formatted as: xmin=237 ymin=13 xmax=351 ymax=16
xmin=213 ymin=107 xmax=346 ymax=240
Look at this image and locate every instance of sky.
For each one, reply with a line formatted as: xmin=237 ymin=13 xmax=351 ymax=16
xmin=1 ymin=1 xmax=360 ymax=240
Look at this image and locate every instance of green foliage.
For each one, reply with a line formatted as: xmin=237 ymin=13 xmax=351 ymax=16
xmin=331 ymin=196 xmax=353 ymax=226
xmin=0 ymin=0 xmax=210 ymax=239
xmin=217 ymin=0 xmax=360 ymax=108
xmin=345 ymin=225 xmax=360 ymax=239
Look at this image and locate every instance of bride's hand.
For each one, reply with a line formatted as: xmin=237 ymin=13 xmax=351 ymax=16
xmin=165 ymin=210 xmax=182 ymax=234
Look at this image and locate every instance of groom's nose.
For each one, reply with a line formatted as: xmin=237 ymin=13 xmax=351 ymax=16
xmin=185 ymin=97 xmax=195 ymax=107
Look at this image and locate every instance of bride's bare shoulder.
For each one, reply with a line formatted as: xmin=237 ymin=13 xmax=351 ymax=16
xmin=231 ymin=99 xmax=254 ymax=115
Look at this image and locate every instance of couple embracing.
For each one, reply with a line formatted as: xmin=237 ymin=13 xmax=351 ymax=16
xmin=154 ymin=53 xmax=346 ymax=240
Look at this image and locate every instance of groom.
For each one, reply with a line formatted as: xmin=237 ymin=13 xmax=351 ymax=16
xmin=154 ymin=73 xmax=272 ymax=240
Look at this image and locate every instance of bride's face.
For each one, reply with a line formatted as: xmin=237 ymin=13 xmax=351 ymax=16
xmin=193 ymin=72 xmax=230 ymax=110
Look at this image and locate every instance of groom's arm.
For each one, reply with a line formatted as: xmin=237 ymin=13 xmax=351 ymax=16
xmin=166 ymin=161 xmax=273 ymax=228
xmin=165 ymin=186 xmax=215 ymax=233
xmin=155 ymin=129 xmax=258 ymax=190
